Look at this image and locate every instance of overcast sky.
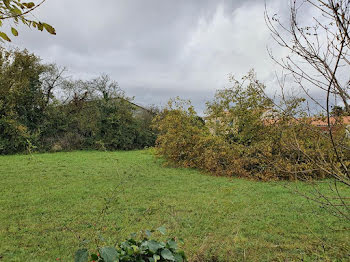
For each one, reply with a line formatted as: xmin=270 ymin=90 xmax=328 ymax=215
xmin=8 ymin=0 xmax=292 ymax=113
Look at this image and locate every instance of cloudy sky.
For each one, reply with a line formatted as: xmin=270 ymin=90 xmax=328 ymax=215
xmin=8 ymin=0 xmax=291 ymax=113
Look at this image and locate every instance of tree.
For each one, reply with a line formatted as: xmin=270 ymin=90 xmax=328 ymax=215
xmin=88 ymin=74 xmax=146 ymax=150
xmin=89 ymin=73 xmax=122 ymax=100
xmin=0 ymin=0 xmax=55 ymax=42
xmin=40 ymin=63 xmax=67 ymax=106
xmin=0 ymin=48 xmax=47 ymax=153
xmin=206 ymin=70 xmax=273 ymax=145
xmin=265 ymin=0 xmax=350 ymax=220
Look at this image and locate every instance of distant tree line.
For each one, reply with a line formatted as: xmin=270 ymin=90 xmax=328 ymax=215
xmin=0 ymin=48 xmax=157 ymax=154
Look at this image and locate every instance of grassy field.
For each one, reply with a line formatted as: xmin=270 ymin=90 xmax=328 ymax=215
xmin=0 ymin=150 xmax=349 ymax=261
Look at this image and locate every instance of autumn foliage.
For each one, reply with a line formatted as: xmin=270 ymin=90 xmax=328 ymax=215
xmin=153 ymin=71 xmax=349 ymax=181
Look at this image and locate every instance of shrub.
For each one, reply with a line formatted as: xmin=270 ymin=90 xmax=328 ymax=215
xmin=153 ymin=98 xmax=206 ymax=168
xmin=153 ymin=72 xmax=343 ymax=181
xmin=0 ymin=117 xmax=29 ymax=154
xmin=75 ymin=228 xmax=186 ymax=262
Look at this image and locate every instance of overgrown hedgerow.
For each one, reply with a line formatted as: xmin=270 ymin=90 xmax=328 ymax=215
xmin=0 ymin=49 xmax=157 ymax=154
xmin=153 ymin=72 xmax=349 ymax=181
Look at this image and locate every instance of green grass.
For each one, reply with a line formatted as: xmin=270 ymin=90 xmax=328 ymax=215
xmin=0 ymin=150 xmax=349 ymax=261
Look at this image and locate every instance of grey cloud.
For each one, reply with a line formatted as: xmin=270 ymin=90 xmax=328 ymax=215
xmin=7 ymin=0 xmax=294 ymax=113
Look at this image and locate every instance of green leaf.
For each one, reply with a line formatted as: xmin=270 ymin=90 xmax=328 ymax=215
xmin=100 ymin=246 xmax=119 ymax=262
xmin=91 ymin=253 xmax=99 ymax=260
xmin=167 ymin=239 xmax=177 ymax=250
xmin=0 ymin=32 xmax=11 ymax=42
xmin=131 ymin=245 xmax=139 ymax=252
xmin=157 ymin=226 xmax=166 ymax=235
xmin=145 ymin=230 xmax=152 ymax=238
xmin=147 ymin=240 xmax=162 ymax=253
xmin=3 ymin=0 xmax=10 ymax=8
xmin=11 ymin=27 xmax=18 ymax=36
xmin=37 ymin=23 xmax=44 ymax=31
xmin=161 ymin=249 xmax=175 ymax=261
xmin=42 ymin=23 xmax=56 ymax=35
xmin=12 ymin=6 xmax=22 ymax=15
xmin=174 ymin=253 xmax=184 ymax=262
xmin=153 ymin=254 xmax=161 ymax=262
xmin=74 ymin=249 xmax=89 ymax=262
xmin=23 ymin=2 xmax=35 ymax=8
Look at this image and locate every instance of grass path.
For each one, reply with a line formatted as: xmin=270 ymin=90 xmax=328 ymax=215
xmin=0 ymin=150 xmax=349 ymax=261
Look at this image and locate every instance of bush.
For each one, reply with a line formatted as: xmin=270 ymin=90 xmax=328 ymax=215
xmin=0 ymin=117 xmax=30 ymax=154
xmin=153 ymin=72 xmax=343 ymax=181
xmin=75 ymin=228 xmax=186 ymax=262
xmin=153 ymin=98 xmax=206 ymax=168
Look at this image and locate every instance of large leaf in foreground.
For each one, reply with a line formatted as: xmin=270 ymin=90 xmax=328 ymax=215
xmin=100 ymin=246 xmax=119 ymax=262
xmin=74 ymin=249 xmax=88 ymax=262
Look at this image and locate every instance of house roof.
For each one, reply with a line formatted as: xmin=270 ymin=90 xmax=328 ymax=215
xmin=263 ymin=115 xmax=350 ymax=127
xmin=309 ymin=116 xmax=350 ymax=127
